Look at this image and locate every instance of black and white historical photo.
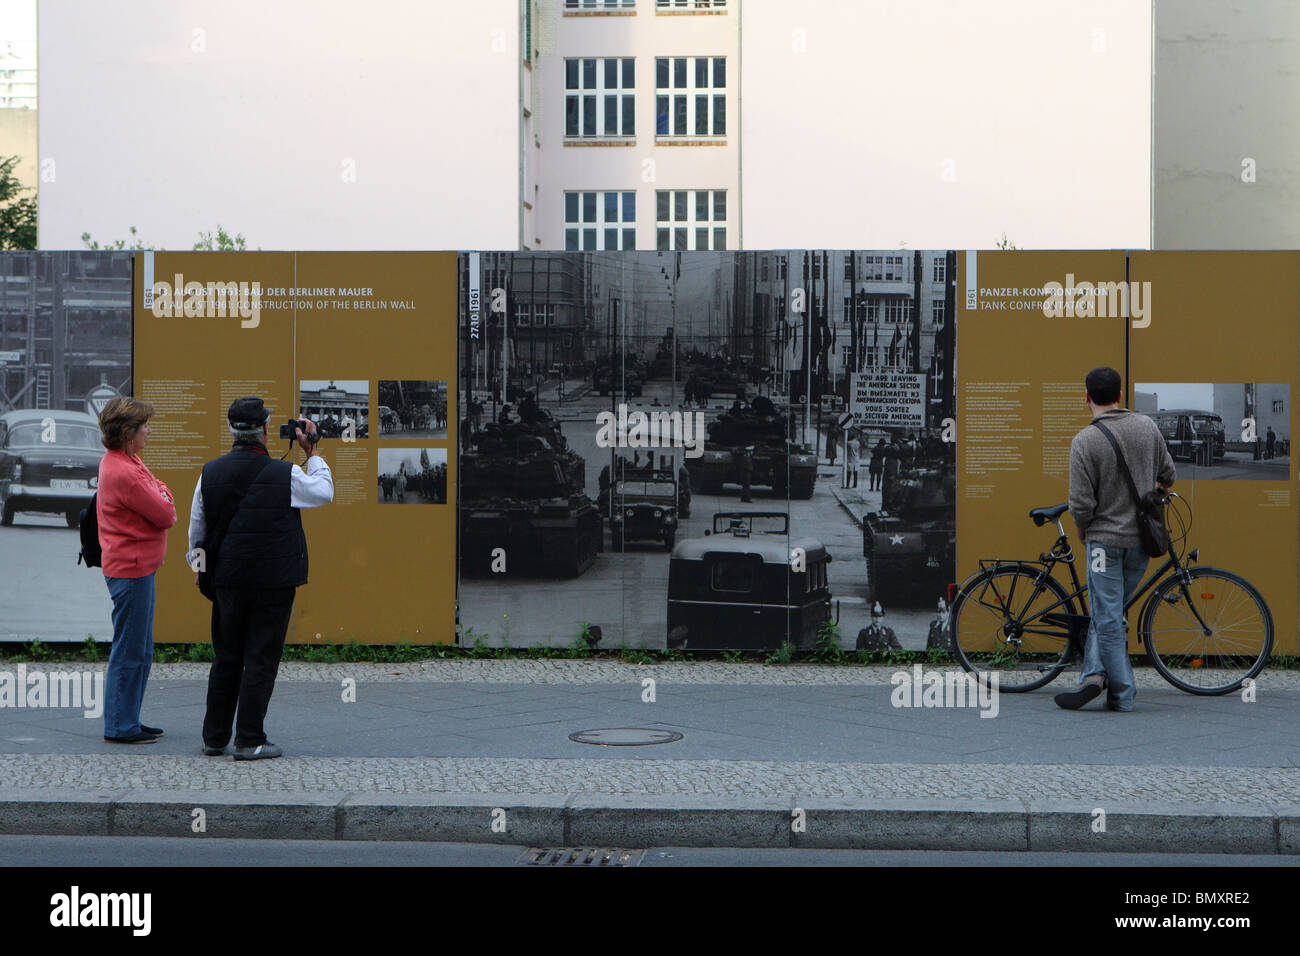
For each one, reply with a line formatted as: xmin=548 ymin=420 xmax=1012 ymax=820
xmin=299 ymin=379 xmax=369 ymax=439
xmin=1135 ymin=383 xmax=1289 ymax=480
xmin=456 ymin=250 xmax=957 ymax=651
xmin=0 ymin=254 xmax=133 ymax=642
xmin=377 ymin=447 xmax=447 ymax=504
xmin=0 ymin=252 xmax=133 ymax=642
xmin=378 ymin=380 xmax=448 ymax=439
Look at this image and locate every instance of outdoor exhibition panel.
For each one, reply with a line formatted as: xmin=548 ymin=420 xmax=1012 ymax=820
xmin=954 ymin=251 xmax=1129 ymax=651
xmin=133 ymin=251 xmax=458 ymax=644
xmin=1127 ymin=251 xmax=1300 ymax=653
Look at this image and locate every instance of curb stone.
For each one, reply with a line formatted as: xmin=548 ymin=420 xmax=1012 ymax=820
xmin=1 ymin=791 xmax=1296 ymax=853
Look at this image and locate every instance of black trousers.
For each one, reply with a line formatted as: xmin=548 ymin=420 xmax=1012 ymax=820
xmin=203 ymin=586 xmax=296 ymax=748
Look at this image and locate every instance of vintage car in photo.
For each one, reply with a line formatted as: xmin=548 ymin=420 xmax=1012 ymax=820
xmin=609 ymin=471 xmax=678 ymax=551
xmin=666 ymin=511 xmax=835 ymax=650
xmin=1147 ymin=409 xmax=1227 ymax=462
xmin=0 ymin=409 xmax=104 ymax=528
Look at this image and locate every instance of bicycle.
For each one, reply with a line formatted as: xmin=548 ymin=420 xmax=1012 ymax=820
xmin=950 ymin=493 xmax=1273 ymax=695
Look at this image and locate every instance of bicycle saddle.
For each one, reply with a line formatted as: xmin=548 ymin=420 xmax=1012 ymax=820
xmin=1029 ymin=503 xmax=1069 ymax=526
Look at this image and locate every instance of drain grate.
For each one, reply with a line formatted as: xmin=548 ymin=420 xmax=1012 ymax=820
xmin=516 ymin=847 xmax=645 ymax=867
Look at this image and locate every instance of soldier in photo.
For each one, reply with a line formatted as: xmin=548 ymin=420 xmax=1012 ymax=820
xmin=868 ymin=438 xmax=886 ymax=491
xmin=926 ymin=596 xmax=952 ymax=652
xmin=856 ymin=602 xmax=902 ymax=651
xmin=738 ymin=446 xmax=754 ymax=502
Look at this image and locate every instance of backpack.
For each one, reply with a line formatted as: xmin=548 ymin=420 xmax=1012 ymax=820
xmin=77 ymin=492 xmax=102 ymax=568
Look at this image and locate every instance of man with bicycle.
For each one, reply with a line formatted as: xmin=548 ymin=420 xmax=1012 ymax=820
xmin=1058 ymin=367 xmax=1175 ymax=712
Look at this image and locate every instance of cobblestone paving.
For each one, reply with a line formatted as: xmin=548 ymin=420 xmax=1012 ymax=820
xmin=37 ymin=659 xmax=1297 ymax=687
xmin=3 ymin=753 xmax=1297 ymax=804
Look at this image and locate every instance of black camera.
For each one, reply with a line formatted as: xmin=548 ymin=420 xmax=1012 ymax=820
xmin=279 ymin=419 xmax=320 ymax=443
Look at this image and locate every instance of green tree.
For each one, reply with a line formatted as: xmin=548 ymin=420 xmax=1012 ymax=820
xmin=80 ymin=225 xmax=151 ymax=250
xmin=0 ymin=155 xmax=37 ymax=250
xmin=996 ymin=233 xmax=1018 ymax=250
xmin=80 ymin=224 xmax=252 ymax=251
xmin=193 ymin=225 xmax=248 ymax=251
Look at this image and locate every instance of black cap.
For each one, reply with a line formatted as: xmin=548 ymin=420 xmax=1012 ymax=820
xmin=228 ymin=396 xmax=272 ymax=430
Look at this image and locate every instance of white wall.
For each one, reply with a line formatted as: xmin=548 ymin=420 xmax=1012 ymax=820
xmin=38 ymin=0 xmax=519 ymax=250
xmin=1153 ymin=0 xmax=1300 ymax=248
xmin=740 ymin=0 xmax=1151 ymax=250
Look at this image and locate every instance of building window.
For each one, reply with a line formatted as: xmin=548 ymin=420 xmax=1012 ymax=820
xmin=882 ymin=299 xmax=913 ymax=324
xmin=776 ymin=255 xmax=787 ymax=281
xmin=655 ymin=56 xmax=726 ymax=137
xmin=862 ymin=255 xmax=906 ymax=281
xmin=565 ymin=57 xmax=635 ymax=138
xmin=568 ymin=0 xmax=635 ymax=8
xmin=655 ymin=189 xmax=727 ymax=250
xmin=1273 ymin=398 xmax=1285 ymax=414
xmin=932 ymin=301 xmax=945 ymax=326
xmin=932 ymin=257 xmax=946 ymax=283
xmin=657 ymin=0 xmax=726 ymax=8
xmin=802 ymin=255 xmax=822 ymax=281
xmin=865 ymin=346 xmax=879 ymax=368
xmin=844 ymin=256 xmax=854 ymax=281
xmin=514 ymin=302 xmax=532 ymax=326
xmin=536 ymin=304 xmax=557 ymax=326
xmin=760 ymin=258 xmax=769 ymax=282
xmin=564 ymin=191 xmax=637 ymax=250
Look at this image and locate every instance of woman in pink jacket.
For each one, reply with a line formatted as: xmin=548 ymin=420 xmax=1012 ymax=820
xmin=96 ymin=397 xmax=177 ymax=743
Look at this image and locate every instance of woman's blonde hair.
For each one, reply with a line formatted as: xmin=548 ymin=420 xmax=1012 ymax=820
xmin=99 ymin=396 xmax=154 ymax=450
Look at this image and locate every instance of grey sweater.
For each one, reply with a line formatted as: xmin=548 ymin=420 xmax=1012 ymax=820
xmin=1068 ymin=408 xmax=1176 ymax=547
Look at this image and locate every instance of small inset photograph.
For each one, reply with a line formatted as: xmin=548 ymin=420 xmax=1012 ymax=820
xmin=299 ymin=380 xmax=369 ymax=439
xmin=378 ymin=380 xmax=448 ymax=439
xmin=378 ymin=447 xmax=448 ymax=504
xmin=1135 ymin=383 xmax=1290 ymax=480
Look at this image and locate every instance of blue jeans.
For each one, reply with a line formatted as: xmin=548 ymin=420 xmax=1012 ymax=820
xmin=104 ymin=573 xmax=156 ymax=737
xmin=1081 ymin=543 xmax=1148 ymax=711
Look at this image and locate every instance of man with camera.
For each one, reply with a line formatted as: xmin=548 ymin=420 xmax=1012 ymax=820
xmin=187 ymin=397 xmax=333 ymax=760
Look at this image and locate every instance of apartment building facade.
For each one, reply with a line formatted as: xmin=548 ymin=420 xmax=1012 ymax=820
xmin=520 ymin=0 xmax=739 ymax=252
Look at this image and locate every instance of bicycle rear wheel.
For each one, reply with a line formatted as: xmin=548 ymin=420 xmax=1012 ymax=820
xmin=1140 ymin=567 xmax=1273 ymax=695
xmin=950 ymin=564 xmax=1078 ymax=692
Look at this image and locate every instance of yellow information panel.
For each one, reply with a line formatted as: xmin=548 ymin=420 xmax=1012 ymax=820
xmin=1127 ymin=252 xmax=1299 ymax=654
xmin=955 ymin=251 xmax=1129 ymax=645
xmin=133 ymin=251 xmax=457 ymax=644
xmin=957 ymin=250 xmax=1299 ymax=655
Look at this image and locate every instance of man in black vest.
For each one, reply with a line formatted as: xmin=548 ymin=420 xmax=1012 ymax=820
xmin=187 ymin=397 xmax=333 ymax=759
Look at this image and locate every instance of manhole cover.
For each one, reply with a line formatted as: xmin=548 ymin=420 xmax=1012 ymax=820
xmin=568 ymin=727 xmax=684 ymax=746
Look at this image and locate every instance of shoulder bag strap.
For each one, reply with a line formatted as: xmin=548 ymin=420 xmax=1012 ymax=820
xmin=1092 ymin=420 xmax=1144 ymax=512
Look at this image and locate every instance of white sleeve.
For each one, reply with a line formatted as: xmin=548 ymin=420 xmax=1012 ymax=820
xmin=290 ymin=455 xmax=334 ymax=508
xmin=187 ymin=475 xmax=205 ymax=555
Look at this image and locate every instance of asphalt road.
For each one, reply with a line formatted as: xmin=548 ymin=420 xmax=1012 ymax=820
xmin=0 ymin=513 xmax=113 ymax=643
xmin=458 ymin=378 xmax=936 ymax=649
xmin=3 ymin=835 xmax=1295 ymax=867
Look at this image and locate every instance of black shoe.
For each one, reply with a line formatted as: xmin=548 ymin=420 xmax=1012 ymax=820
xmin=141 ymin=724 xmax=164 ymax=736
xmin=104 ymin=732 xmax=159 ymax=744
xmin=202 ymin=743 xmax=229 ymax=756
xmin=1054 ymin=684 xmax=1102 ymax=710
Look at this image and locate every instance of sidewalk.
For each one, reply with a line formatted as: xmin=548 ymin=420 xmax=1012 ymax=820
xmin=2 ymin=660 xmax=1298 ymax=852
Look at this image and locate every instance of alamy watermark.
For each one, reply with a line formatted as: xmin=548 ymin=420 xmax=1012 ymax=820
xmin=890 ymin=664 xmax=999 ymax=718
xmin=1040 ymin=274 xmax=1151 ymax=328
xmin=148 ymin=273 xmax=262 ymax=327
xmin=595 ymin=404 xmax=706 ymax=459
xmin=0 ymin=665 xmax=104 ymax=718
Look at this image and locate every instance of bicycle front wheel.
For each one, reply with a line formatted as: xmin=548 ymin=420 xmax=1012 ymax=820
xmin=1140 ymin=567 xmax=1273 ymax=695
xmin=950 ymin=564 xmax=1077 ymax=692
